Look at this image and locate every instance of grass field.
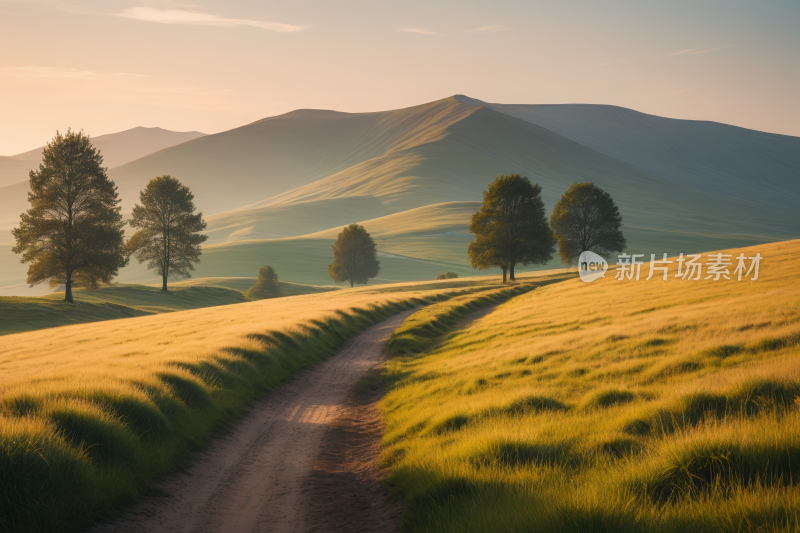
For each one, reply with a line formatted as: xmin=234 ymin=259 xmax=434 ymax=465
xmin=0 ymin=279 xmax=336 ymax=336
xmin=0 ymin=274 xmax=545 ymax=532
xmin=380 ymin=239 xmax=800 ymax=532
xmin=388 ymin=276 xmax=570 ymax=356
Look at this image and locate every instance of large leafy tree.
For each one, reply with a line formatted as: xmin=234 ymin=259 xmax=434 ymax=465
xmin=328 ymin=224 xmax=380 ymax=287
xmin=246 ymin=265 xmax=280 ymax=299
xmin=550 ymin=182 xmax=626 ymax=264
xmin=12 ymin=130 xmax=127 ymax=303
xmin=468 ymin=174 xmax=554 ymax=283
xmin=127 ymin=175 xmax=208 ymax=291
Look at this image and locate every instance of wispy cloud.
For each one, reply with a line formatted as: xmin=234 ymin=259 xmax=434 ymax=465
xmin=1 ymin=66 xmax=147 ymax=80
xmin=399 ymin=27 xmax=440 ymax=35
xmin=460 ymin=24 xmax=506 ymax=33
xmin=595 ymin=45 xmax=734 ymax=67
xmin=116 ymin=6 xmax=308 ymax=32
xmin=660 ymin=45 xmax=734 ymax=57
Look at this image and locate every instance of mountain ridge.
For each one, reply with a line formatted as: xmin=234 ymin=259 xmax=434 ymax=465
xmin=1 ymin=95 xmax=797 ymax=294
xmin=460 ymin=95 xmax=800 ymax=209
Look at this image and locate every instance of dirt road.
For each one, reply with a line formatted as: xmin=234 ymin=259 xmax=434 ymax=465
xmin=94 ymin=309 xmax=414 ymax=533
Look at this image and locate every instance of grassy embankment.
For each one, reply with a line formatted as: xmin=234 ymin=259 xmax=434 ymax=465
xmin=0 ymin=274 xmax=552 ymax=532
xmin=388 ymin=273 xmax=571 ymax=355
xmin=381 ymin=239 xmax=800 ymax=532
xmin=0 ymin=279 xmax=336 ymax=336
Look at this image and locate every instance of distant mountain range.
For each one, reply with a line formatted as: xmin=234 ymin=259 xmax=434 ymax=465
xmin=1 ymin=96 xmax=798 ymax=295
xmin=0 ymin=127 xmax=206 ymax=212
xmin=0 ymin=127 xmax=206 ymax=229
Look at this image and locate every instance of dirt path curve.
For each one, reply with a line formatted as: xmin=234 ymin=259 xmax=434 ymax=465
xmin=93 ymin=309 xmax=415 ymax=533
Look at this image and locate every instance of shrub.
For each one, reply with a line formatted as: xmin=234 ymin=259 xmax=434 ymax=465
xmin=246 ymin=265 xmax=280 ymax=299
xmin=436 ymin=272 xmax=459 ymax=280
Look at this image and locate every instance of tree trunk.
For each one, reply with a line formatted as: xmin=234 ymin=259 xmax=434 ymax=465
xmin=64 ymin=269 xmax=74 ymax=303
xmin=162 ymin=275 xmax=168 ymax=292
xmin=350 ymin=279 xmax=353 ymax=288
xmin=510 ymin=263 xmax=516 ymax=282
xmin=502 ymin=265 xmax=507 ymax=284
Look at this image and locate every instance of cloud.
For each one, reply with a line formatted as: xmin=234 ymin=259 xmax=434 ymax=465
xmin=116 ymin=6 xmax=308 ymax=32
xmin=399 ymin=27 xmax=440 ymax=35
xmin=594 ymin=45 xmax=733 ymax=67
xmin=1 ymin=66 xmax=147 ymax=80
xmin=460 ymin=24 xmax=506 ymax=33
xmin=660 ymin=45 xmax=734 ymax=57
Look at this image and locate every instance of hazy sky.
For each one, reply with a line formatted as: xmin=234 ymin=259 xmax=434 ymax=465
xmin=1 ymin=0 xmax=798 ymax=155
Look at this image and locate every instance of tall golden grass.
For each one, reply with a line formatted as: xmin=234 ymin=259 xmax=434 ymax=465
xmin=381 ymin=240 xmax=800 ymax=532
xmin=0 ymin=277 xmax=523 ymax=532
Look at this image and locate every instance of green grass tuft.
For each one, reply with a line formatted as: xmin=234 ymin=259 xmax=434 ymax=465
xmin=583 ymin=389 xmax=637 ymax=409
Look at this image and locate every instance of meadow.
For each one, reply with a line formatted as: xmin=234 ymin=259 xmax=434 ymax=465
xmin=0 ymin=279 xmax=336 ymax=336
xmin=380 ymin=240 xmax=800 ymax=532
xmin=0 ymin=273 xmax=550 ymax=532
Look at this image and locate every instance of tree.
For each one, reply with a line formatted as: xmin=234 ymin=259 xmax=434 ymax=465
xmin=436 ymin=272 xmax=459 ymax=280
xmin=468 ymin=174 xmax=555 ymax=283
xmin=127 ymin=175 xmax=208 ymax=291
xmin=328 ymin=224 xmax=380 ymax=287
xmin=12 ymin=130 xmax=127 ymax=303
xmin=246 ymin=265 xmax=280 ymax=299
xmin=550 ymin=182 xmax=626 ymax=265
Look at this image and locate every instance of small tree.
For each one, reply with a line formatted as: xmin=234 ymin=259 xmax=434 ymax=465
xmin=436 ymin=272 xmax=459 ymax=280
xmin=328 ymin=224 xmax=380 ymax=287
xmin=550 ymin=182 xmax=626 ymax=264
xmin=468 ymin=174 xmax=555 ymax=283
xmin=128 ymin=175 xmax=208 ymax=291
xmin=12 ymin=130 xmax=127 ymax=303
xmin=246 ymin=265 xmax=280 ymax=299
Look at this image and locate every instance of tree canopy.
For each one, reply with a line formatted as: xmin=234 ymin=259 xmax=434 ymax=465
xmin=246 ymin=265 xmax=280 ymax=299
xmin=327 ymin=224 xmax=380 ymax=287
xmin=550 ymin=182 xmax=626 ymax=264
xmin=12 ymin=130 xmax=127 ymax=302
xmin=127 ymin=175 xmax=208 ymax=291
xmin=468 ymin=174 xmax=555 ymax=283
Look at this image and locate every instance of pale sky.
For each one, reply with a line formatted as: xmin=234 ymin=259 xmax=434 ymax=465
xmin=1 ymin=0 xmax=798 ymax=155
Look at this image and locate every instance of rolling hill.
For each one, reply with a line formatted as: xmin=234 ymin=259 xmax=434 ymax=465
xmin=467 ymin=96 xmax=800 ymax=210
xmin=107 ymin=99 xmax=480 ymax=215
xmin=1 ymin=95 xmax=797 ymax=295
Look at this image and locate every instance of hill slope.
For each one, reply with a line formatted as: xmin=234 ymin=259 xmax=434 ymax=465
xmin=1 ymin=95 xmax=797 ymax=294
xmin=465 ymin=96 xmax=800 ymax=210
xmin=382 ymin=239 xmax=800 ymax=532
xmin=108 ymin=99 xmax=480 ymax=215
xmin=0 ymin=278 xmax=337 ymax=335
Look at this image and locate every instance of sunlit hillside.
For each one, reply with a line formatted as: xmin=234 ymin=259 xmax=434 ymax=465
xmin=381 ymin=239 xmax=800 ymax=532
xmin=0 ymin=274 xmax=548 ymax=531
xmin=0 ymin=279 xmax=335 ymax=335
xmin=108 ymin=98 xmax=481 ymax=215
